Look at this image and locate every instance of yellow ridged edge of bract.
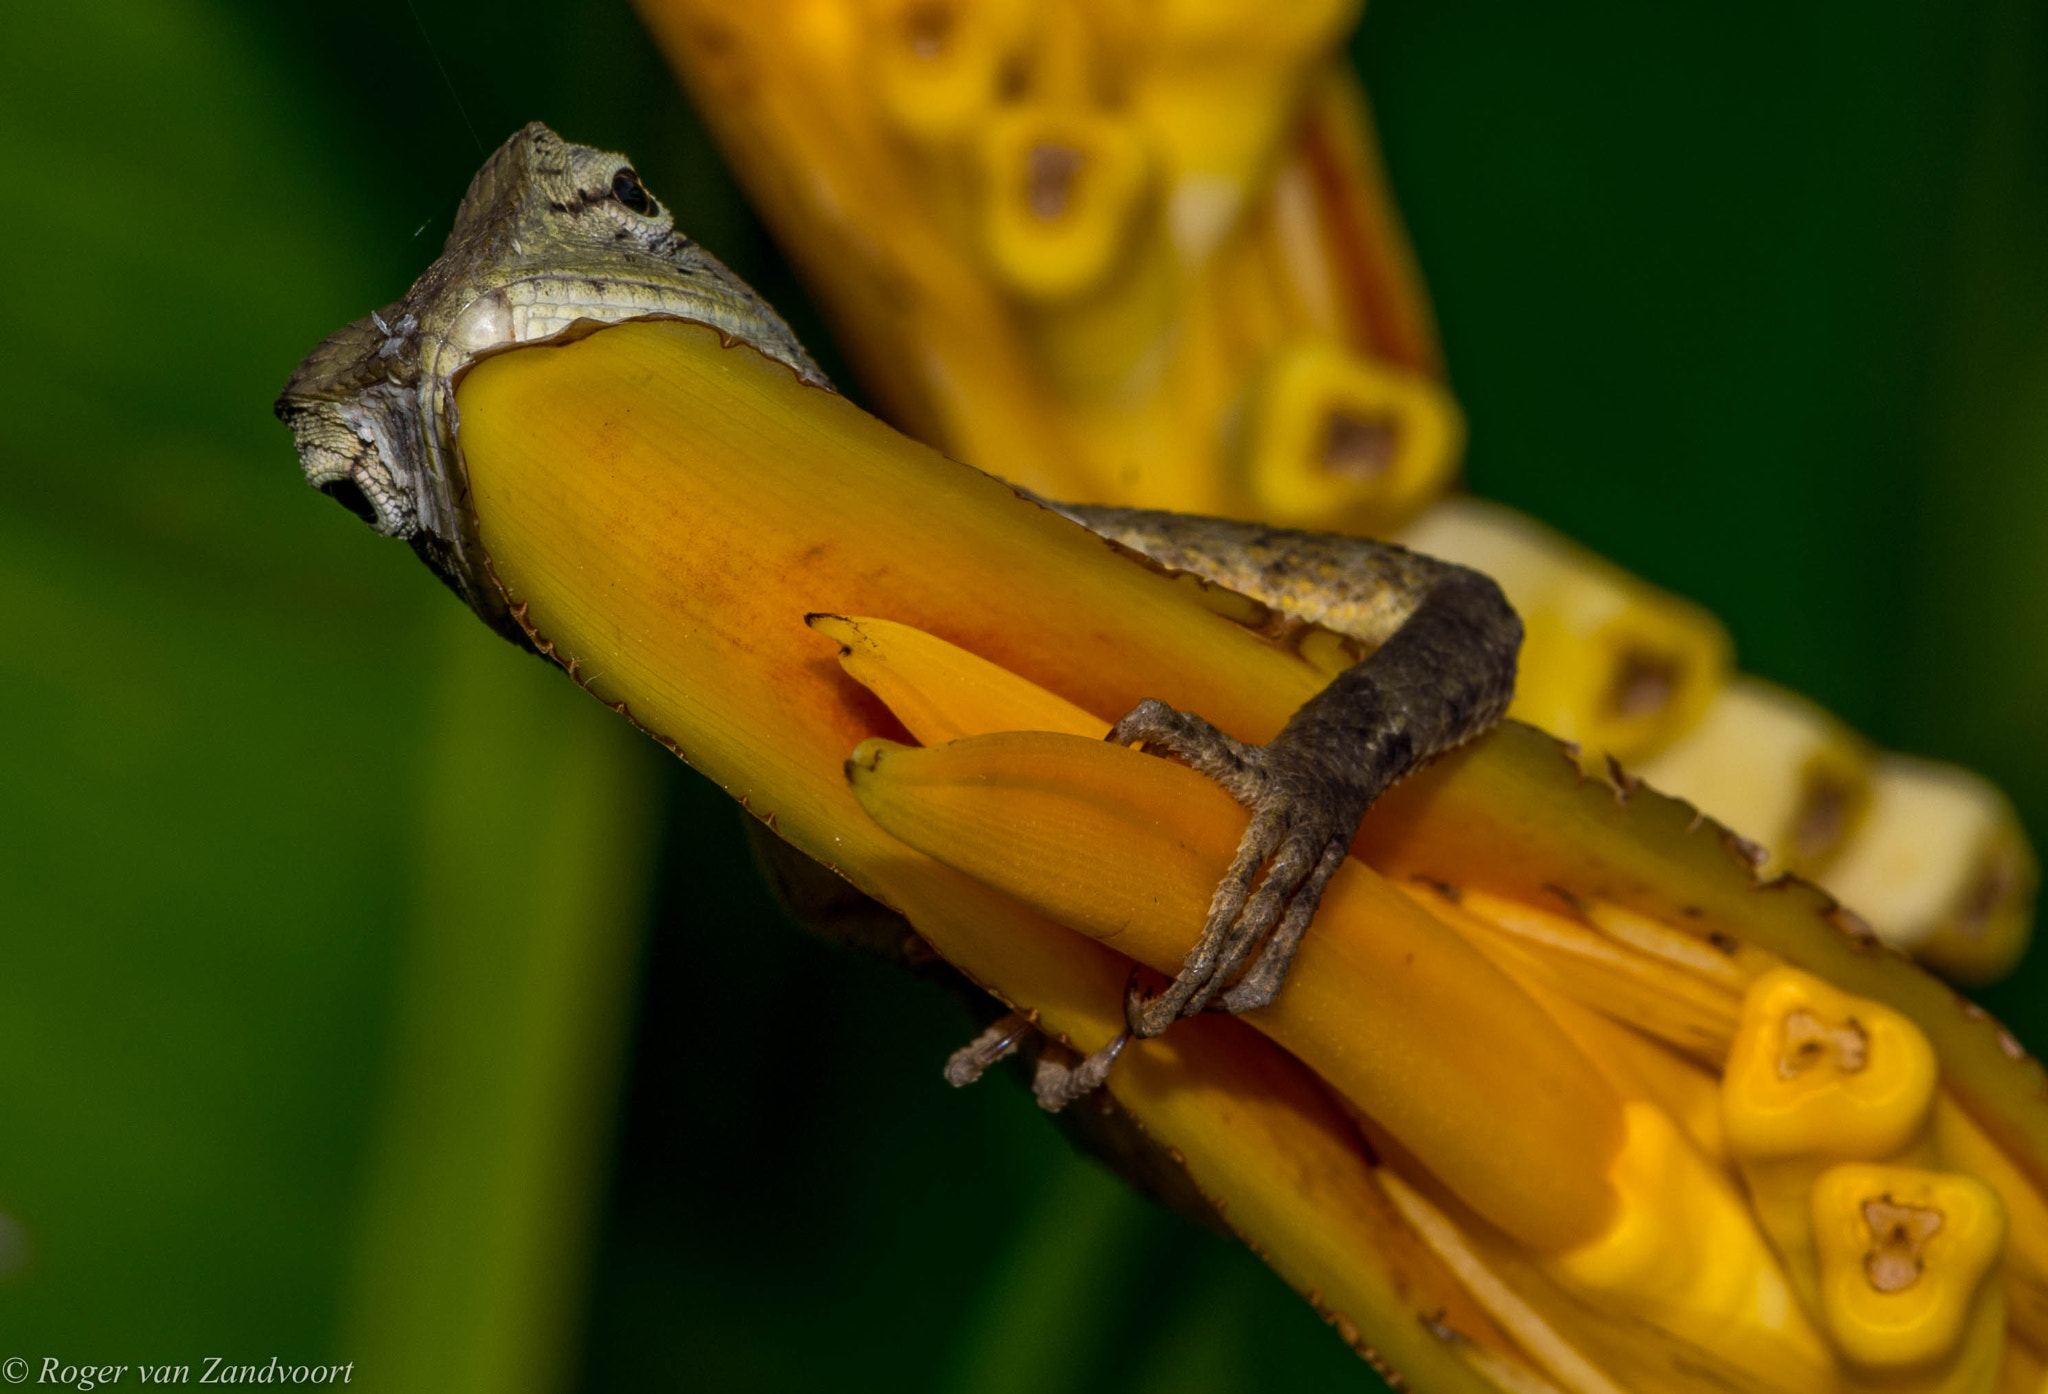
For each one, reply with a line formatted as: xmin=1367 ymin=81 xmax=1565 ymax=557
xmin=1637 ymin=682 xmax=2035 ymax=984
xmin=450 ymin=318 xmax=2048 ymax=1392
xmin=1637 ymin=677 xmax=1874 ymax=880
xmin=1399 ymin=498 xmax=2038 ymax=983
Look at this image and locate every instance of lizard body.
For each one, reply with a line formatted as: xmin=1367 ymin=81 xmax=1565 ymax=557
xmin=277 ymin=125 xmax=1520 ymax=1107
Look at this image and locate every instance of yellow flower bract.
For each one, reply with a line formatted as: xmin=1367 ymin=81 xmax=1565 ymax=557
xmin=454 ymin=316 xmax=2048 ymax=1392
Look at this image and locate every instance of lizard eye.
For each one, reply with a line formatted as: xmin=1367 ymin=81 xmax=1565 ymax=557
xmin=611 ymin=167 xmax=652 ymax=214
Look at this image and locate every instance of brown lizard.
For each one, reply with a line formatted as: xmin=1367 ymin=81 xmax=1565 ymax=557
xmin=276 ymin=124 xmax=1521 ymax=1110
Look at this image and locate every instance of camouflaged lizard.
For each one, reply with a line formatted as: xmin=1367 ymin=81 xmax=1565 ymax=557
xmin=276 ymin=124 xmax=1522 ymax=1110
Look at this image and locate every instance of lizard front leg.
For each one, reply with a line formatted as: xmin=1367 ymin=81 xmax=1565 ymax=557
xmin=1032 ymin=506 xmax=1523 ymax=1105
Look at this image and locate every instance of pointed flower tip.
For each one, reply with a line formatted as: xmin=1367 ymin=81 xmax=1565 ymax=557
xmin=1812 ymin=1163 xmax=2006 ymax=1372
xmin=845 ymin=735 xmax=906 ymax=785
xmin=1724 ymin=967 xmax=1939 ymax=1163
xmin=804 ymin=611 xmax=858 ymax=651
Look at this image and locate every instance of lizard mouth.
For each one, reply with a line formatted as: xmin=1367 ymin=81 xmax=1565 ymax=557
xmin=275 ymin=389 xmax=424 ymax=541
xmin=318 ymin=477 xmax=381 ymax=527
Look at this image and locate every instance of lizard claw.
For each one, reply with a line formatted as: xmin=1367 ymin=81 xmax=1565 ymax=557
xmin=940 ymin=977 xmax=1148 ymax=1113
xmin=943 ymin=1012 xmax=1033 ymax=1087
xmin=1109 ymin=700 xmax=1370 ymax=1040
xmin=1030 ymin=1030 xmax=1130 ymax=1112
xmin=1106 ymin=698 xmax=1269 ymax=804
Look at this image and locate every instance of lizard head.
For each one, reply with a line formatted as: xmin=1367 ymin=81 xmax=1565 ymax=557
xmin=447 ymin=120 xmax=684 ymax=272
xmin=275 ymin=122 xmax=827 ymax=645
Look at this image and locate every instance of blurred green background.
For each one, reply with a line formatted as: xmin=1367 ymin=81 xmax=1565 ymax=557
xmin=0 ymin=0 xmax=2041 ymax=1389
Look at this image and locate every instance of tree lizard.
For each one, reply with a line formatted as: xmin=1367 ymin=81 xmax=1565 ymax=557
xmin=276 ymin=124 xmax=1521 ymax=1109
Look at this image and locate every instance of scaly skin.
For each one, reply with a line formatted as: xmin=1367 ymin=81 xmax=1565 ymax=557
xmin=275 ymin=124 xmax=1519 ymax=1107
xmin=275 ymin=122 xmax=824 ymax=642
xmin=1038 ymin=504 xmax=1520 ymax=1101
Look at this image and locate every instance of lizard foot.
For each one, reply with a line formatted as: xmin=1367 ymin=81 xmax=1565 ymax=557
xmin=1107 ymin=698 xmax=1367 ymax=1038
xmin=941 ymin=970 xmax=1144 ymax=1112
xmin=1029 ymin=1032 xmax=1129 ymax=1112
xmin=941 ymin=1014 xmax=1131 ymax=1112
xmin=942 ymin=1012 xmax=1032 ymax=1087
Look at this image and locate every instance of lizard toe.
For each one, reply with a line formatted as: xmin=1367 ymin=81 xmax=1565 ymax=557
xmin=1107 ymin=699 xmax=1269 ymax=803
